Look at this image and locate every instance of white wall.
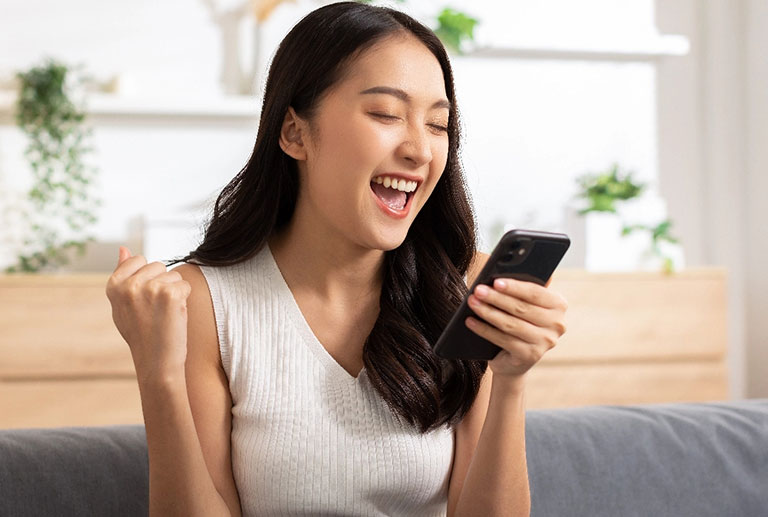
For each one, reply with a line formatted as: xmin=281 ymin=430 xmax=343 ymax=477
xmin=0 ymin=0 xmax=663 ymax=261
xmin=656 ymin=0 xmax=768 ymax=398
xmin=744 ymin=0 xmax=768 ymax=398
xmin=1 ymin=0 xmax=764 ymax=395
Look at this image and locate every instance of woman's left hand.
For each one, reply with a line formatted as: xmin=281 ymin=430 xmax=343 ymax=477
xmin=465 ymin=277 xmax=568 ymax=380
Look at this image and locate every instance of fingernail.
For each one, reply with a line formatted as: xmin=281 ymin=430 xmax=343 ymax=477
xmin=494 ymin=279 xmax=507 ymax=289
xmin=475 ymin=285 xmax=489 ymax=297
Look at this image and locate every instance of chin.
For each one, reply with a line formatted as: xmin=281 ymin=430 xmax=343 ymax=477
xmin=370 ymin=226 xmax=411 ymax=252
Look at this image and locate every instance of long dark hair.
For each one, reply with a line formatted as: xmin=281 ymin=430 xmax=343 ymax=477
xmin=165 ymin=1 xmax=487 ymax=434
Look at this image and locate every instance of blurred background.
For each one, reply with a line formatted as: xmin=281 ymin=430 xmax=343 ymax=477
xmin=1 ymin=0 xmax=766 ymax=428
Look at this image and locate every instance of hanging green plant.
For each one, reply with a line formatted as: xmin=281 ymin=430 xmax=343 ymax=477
xmin=4 ymin=57 xmax=101 ymax=273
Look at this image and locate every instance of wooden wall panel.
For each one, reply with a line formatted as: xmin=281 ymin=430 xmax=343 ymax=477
xmin=0 ymin=378 xmax=143 ymax=429
xmin=546 ymin=267 xmax=728 ymax=362
xmin=0 ymin=274 xmax=134 ymax=378
xmin=0 ymin=268 xmax=731 ymax=428
xmin=525 ymin=360 xmax=728 ymax=409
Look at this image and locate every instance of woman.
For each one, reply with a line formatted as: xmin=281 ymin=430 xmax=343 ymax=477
xmin=105 ymin=2 xmax=568 ymax=516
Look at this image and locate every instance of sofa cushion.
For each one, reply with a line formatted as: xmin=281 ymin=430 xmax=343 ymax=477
xmin=0 ymin=424 xmax=147 ymax=517
xmin=525 ymin=399 xmax=768 ymax=517
xmin=1 ymin=400 xmax=767 ymax=516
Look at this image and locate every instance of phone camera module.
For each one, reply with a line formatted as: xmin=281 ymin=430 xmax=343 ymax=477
xmin=503 ymin=245 xmax=528 ymax=264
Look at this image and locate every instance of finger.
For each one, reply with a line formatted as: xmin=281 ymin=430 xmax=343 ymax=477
xmin=110 ymin=248 xmax=148 ymax=283
xmin=471 ymin=285 xmax=548 ymax=327
xmin=130 ymin=260 xmax=170 ymax=284
xmin=118 ymin=246 xmax=131 ymax=264
xmin=467 ymin=294 xmax=541 ymax=343
xmin=492 ymin=278 xmax=563 ymax=309
xmin=465 ymin=316 xmax=542 ymax=359
xmin=115 ymin=246 xmax=129 ymax=271
xmin=150 ymin=270 xmax=183 ymax=283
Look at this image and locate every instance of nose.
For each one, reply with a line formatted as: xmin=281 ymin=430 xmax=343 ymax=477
xmin=397 ymin=121 xmax=432 ymax=167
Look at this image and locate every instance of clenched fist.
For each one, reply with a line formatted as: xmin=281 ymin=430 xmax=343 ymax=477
xmin=105 ymin=246 xmax=192 ymax=383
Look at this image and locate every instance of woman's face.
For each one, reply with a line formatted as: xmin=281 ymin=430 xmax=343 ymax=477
xmin=286 ymin=33 xmax=451 ymax=252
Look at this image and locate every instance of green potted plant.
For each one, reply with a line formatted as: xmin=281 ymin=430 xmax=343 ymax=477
xmin=574 ymin=163 xmax=646 ymax=214
xmin=571 ymin=163 xmax=682 ymax=274
xmin=356 ymin=0 xmax=479 ymax=54
xmin=4 ymin=57 xmax=102 ymax=273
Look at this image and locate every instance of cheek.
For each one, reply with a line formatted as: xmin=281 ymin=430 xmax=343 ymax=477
xmin=323 ymin=118 xmax=389 ymax=173
xmin=303 ymin=138 xmax=366 ymax=212
xmin=430 ymin=141 xmax=449 ymax=181
xmin=434 ymin=141 xmax=449 ymax=170
xmin=423 ymin=151 xmax=449 ymax=202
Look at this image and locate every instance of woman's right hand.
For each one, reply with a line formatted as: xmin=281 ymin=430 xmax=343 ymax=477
xmin=105 ymin=246 xmax=192 ymax=382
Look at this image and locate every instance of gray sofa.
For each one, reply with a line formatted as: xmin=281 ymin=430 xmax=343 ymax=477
xmin=1 ymin=399 xmax=767 ymax=516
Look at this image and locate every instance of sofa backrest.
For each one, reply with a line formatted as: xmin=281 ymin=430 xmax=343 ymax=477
xmin=526 ymin=399 xmax=768 ymax=516
xmin=0 ymin=424 xmax=148 ymax=516
xmin=1 ymin=400 xmax=767 ymax=516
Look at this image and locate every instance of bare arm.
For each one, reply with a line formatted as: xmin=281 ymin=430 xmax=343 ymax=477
xmin=107 ymin=248 xmax=241 ymax=516
xmin=452 ymin=377 xmax=529 ymax=517
xmin=448 ymin=249 xmax=567 ymax=516
xmin=447 ymin=252 xmax=530 ymax=516
xmin=138 ymin=373 xmax=235 ymax=517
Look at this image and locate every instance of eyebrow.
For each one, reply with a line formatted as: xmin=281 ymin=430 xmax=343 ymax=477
xmin=359 ymin=86 xmax=451 ymax=111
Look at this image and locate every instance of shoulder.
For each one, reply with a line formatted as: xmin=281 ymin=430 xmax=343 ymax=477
xmin=171 ymin=262 xmax=209 ymax=300
xmin=171 ymin=263 xmax=214 ymax=322
xmin=466 ymin=250 xmax=491 ymax=286
xmin=171 ymin=263 xmax=221 ymax=366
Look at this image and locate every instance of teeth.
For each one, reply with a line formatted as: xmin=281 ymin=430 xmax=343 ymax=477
xmin=372 ymin=175 xmax=418 ymax=193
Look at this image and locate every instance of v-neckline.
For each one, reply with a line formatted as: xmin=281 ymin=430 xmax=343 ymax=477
xmin=264 ymin=243 xmax=367 ymax=384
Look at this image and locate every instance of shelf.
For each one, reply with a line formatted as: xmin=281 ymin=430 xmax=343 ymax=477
xmin=0 ymin=90 xmax=261 ymax=122
xmin=463 ymin=34 xmax=690 ymax=62
xmin=0 ymin=33 xmax=688 ymax=121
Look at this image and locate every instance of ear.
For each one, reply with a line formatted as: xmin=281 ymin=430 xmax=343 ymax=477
xmin=278 ymin=106 xmax=308 ymax=160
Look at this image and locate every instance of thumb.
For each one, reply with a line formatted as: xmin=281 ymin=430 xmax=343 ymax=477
xmin=118 ymin=246 xmax=132 ymax=264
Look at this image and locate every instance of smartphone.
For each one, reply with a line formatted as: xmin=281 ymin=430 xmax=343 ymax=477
xmin=433 ymin=229 xmax=570 ymax=361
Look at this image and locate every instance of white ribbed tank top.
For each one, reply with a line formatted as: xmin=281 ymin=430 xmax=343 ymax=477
xmin=198 ymin=244 xmax=456 ymax=516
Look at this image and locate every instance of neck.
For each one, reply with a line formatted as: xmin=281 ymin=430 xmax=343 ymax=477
xmin=267 ymin=211 xmax=386 ymax=310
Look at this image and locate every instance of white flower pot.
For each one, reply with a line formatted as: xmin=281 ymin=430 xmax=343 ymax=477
xmin=562 ymin=194 xmax=685 ymax=272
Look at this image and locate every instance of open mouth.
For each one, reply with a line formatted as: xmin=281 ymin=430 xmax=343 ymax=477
xmin=369 ymin=176 xmax=419 ymax=212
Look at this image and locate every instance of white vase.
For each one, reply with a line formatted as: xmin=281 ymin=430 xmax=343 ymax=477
xmin=584 ymin=211 xmax=652 ymax=272
xmin=560 ymin=203 xmax=586 ymax=269
xmin=562 ymin=193 xmax=685 ymax=272
xmin=211 ymin=3 xmax=263 ymax=96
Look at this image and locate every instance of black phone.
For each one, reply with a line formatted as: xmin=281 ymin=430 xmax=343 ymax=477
xmin=433 ymin=229 xmax=571 ymax=361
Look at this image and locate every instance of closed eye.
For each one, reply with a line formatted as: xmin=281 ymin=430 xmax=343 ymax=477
xmin=370 ymin=113 xmax=448 ymax=133
xmin=370 ymin=113 xmax=399 ymax=120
